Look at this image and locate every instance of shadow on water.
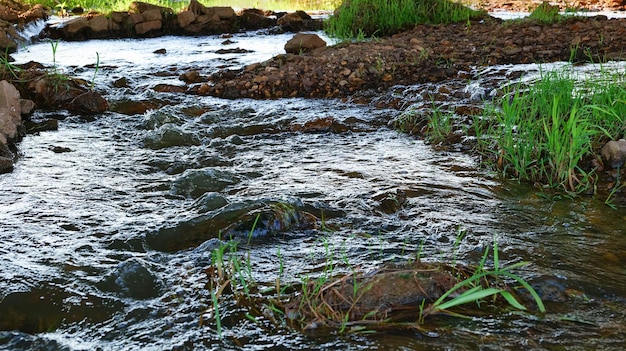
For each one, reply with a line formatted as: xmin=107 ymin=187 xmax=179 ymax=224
xmin=1 ymin=27 xmax=626 ymax=350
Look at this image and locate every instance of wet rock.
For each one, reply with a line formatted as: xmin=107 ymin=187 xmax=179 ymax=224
xmin=110 ymin=100 xmax=151 ymax=115
xmin=179 ymin=70 xmax=204 ymax=83
xmin=171 ymin=168 xmax=240 ymax=198
xmin=143 ymin=107 xmax=184 ymax=129
xmin=20 ymin=73 xmax=108 ymax=114
xmin=238 ymin=8 xmax=276 ymax=30
xmin=68 ymin=90 xmax=109 ymax=114
xmin=143 ymin=123 xmax=200 ymax=149
xmin=284 ymin=33 xmax=326 ymax=54
xmin=152 ymin=83 xmax=186 ymax=93
xmin=48 ymin=145 xmax=72 ymax=153
xmin=0 ymin=155 xmax=13 ymax=173
xmin=23 ymin=118 xmax=58 ymax=133
xmin=277 ymin=11 xmax=306 ymax=32
xmin=97 ymin=258 xmax=163 ymax=299
xmin=227 ymin=134 xmax=244 ymax=145
xmin=372 ymin=189 xmax=407 ymax=214
xmin=146 ymin=199 xmax=315 ymax=252
xmin=191 ymin=192 xmax=229 ymax=213
xmin=0 ymin=80 xmax=22 ymax=145
xmin=601 ymin=139 xmax=626 ymax=169
xmin=215 ymin=47 xmax=252 ymax=54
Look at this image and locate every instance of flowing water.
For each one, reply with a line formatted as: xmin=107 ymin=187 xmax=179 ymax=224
xmin=1 ymin=25 xmax=626 ymax=351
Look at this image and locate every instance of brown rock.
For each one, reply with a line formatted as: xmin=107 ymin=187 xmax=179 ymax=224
xmin=68 ymin=91 xmax=109 ymax=114
xmin=208 ymin=6 xmax=236 ymax=20
xmin=277 ymin=12 xmax=304 ymax=32
xmin=63 ymin=16 xmax=89 ymax=36
xmin=602 ymin=139 xmax=626 ymax=169
xmin=88 ymin=15 xmax=109 ymax=33
xmin=141 ymin=8 xmax=162 ymax=22
xmin=0 ymin=80 xmax=21 ymax=145
xmin=110 ymin=11 xmax=126 ymax=24
xmin=126 ymin=13 xmax=144 ymax=26
xmin=177 ymin=10 xmax=195 ymax=28
xmin=135 ymin=20 xmax=162 ymax=35
xmin=19 ymin=4 xmax=47 ymax=22
xmin=0 ymin=28 xmax=16 ymax=52
xmin=284 ymin=33 xmax=326 ymax=54
xmin=239 ymin=9 xmax=275 ymax=30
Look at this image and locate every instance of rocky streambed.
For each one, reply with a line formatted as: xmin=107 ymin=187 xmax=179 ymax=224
xmin=2 ymin=1 xmax=626 ymax=350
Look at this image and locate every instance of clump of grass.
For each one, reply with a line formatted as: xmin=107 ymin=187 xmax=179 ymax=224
xmin=325 ymin=0 xmax=486 ymax=40
xmin=421 ymin=237 xmax=545 ymax=322
xmin=474 ymin=67 xmax=626 ymax=194
xmin=203 ymin=231 xmax=544 ymax=335
xmin=527 ymin=1 xmax=565 ymax=24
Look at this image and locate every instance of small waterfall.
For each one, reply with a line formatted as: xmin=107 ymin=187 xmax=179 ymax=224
xmin=15 ymin=18 xmax=47 ymax=46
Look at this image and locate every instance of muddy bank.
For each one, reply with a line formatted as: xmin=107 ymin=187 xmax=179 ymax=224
xmin=194 ymin=14 xmax=626 ymax=100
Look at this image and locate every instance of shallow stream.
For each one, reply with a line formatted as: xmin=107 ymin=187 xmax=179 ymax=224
xmin=1 ymin=25 xmax=626 ymax=350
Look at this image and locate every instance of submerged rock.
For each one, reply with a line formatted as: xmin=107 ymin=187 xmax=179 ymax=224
xmin=97 ymin=258 xmax=163 ymax=299
xmin=143 ymin=123 xmax=201 ymax=149
xmin=171 ymin=168 xmax=240 ymax=198
xmin=146 ymin=199 xmax=316 ymax=252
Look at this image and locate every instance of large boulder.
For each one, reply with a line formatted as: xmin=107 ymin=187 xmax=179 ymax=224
xmin=0 ymin=80 xmax=23 ymax=145
xmin=0 ymin=80 xmax=34 ymax=173
xmin=284 ymin=33 xmax=326 ymax=54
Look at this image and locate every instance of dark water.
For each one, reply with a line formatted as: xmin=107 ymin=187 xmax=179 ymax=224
xmin=1 ymin=27 xmax=626 ymax=350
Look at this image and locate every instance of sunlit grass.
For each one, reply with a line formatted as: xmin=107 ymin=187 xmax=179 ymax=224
xmin=325 ymin=0 xmax=485 ymax=39
xmin=473 ymin=66 xmax=626 ymax=194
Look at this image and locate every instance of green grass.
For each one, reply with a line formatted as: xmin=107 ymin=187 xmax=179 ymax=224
xmin=473 ymin=67 xmax=626 ymax=194
xmin=204 ymin=231 xmax=543 ymax=334
xmin=325 ymin=0 xmax=485 ymax=39
xmin=420 ymin=236 xmax=545 ymax=322
xmin=527 ymin=1 xmax=567 ymax=24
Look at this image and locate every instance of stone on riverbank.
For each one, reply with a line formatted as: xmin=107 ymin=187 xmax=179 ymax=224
xmin=284 ymin=33 xmax=326 ymax=54
xmin=601 ymin=139 xmax=626 ymax=169
xmin=0 ymin=79 xmax=34 ymax=172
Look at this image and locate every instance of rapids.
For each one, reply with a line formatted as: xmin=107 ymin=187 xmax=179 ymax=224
xmin=1 ymin=26 xmax=626 ymax=350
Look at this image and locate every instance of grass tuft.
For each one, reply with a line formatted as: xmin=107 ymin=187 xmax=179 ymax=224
xmin=325 ymin=0 xmax=486 ymax=40
xmin=473 ymin=66 xmax=626 ymax=195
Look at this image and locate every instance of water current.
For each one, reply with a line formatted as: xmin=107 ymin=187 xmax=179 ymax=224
xmin=1 ymin=21 xmax=626 ymax=351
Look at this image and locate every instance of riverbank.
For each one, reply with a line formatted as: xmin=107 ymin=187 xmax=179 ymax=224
xmin=197 ymin=14 xmax=626 ymax=100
